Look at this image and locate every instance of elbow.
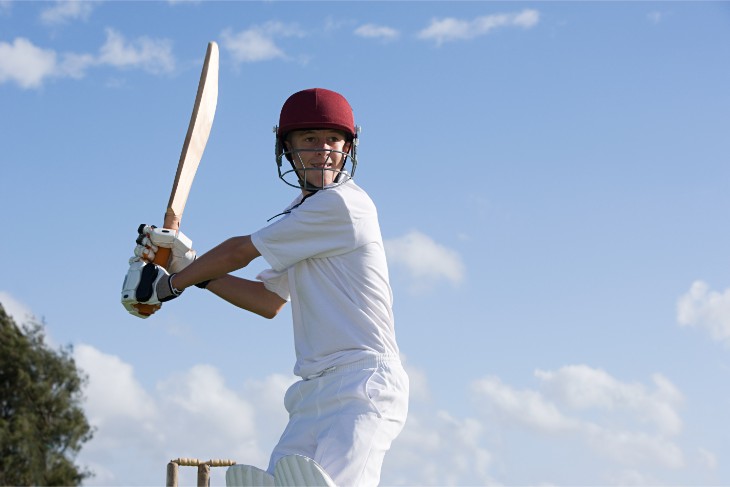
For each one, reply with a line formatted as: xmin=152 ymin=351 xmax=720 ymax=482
xmin=261 ymin=299 xmax=287 ymax=320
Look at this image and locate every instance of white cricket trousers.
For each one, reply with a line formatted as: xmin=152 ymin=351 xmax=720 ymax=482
xmin=267 ymin=355 xmax=409 ymax=487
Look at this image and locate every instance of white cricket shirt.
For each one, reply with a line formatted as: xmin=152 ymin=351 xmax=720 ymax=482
xmin=251 ymin=180 xmax=399 ymax=379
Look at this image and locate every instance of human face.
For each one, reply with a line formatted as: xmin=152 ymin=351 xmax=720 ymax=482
xmin=285 ymin=129 xmax=351 ymax=191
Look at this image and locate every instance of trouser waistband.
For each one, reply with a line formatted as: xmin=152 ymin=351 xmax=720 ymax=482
xmin=305 ymin=354 xmax=401 ymax=380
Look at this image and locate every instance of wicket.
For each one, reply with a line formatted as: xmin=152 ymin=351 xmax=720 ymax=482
xmin=166 ymin=457 xmax=236 ymax=487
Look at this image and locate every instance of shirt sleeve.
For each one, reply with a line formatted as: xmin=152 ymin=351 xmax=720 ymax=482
xmin=251 ymin=190 xmax=360 ymax=271
xmin=256 ymin=268 xmax=290 ymax=301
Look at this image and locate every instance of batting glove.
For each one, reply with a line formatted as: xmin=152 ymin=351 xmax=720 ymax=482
xmin=121 ymin=258 xmax=183 ymax=318
xmin=134 ymin=224 xmax=196 ymax=274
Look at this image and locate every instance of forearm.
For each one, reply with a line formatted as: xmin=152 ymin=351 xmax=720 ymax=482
xmin=207 ymin=275 xmax=287 ymax=319
xmin=173 ymin=235 xmax=259 ymax=290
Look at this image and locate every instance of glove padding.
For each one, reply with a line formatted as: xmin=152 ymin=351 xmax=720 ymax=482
xmin=135 ymin=224 xmax=196 ymax=274
xmin=121 ymin=258 xmax=183 ymax=318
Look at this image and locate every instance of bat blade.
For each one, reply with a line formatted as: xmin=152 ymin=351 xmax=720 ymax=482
xmin=150 ymin=42 xmax=218 ymax=272
xmin=164 ymin=41 xmax=219 ymax=232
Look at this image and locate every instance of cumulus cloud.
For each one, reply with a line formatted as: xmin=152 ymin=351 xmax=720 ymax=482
xmin=98 ymin=28 xmax=174 ymax=73
xmin=472 ymin=367 xmax=685 ymax=469
xmin=385 ymin=230 xmax=465 ymax=292
xmin=473 ymin=375 xmax=577 ymax=434
xmin=71 ymin=348 xmax=501 ymax=485
xmin=677 ymin=280 xmax=730 ymax=345
xmin=67 ymin=342 xmax=699 ymax=484
xmin=382 ymin=362 xmax=495 ymax=485
xmin=40 ymin=0 xmax=96 ymax=25
xmin=75 ymin=344 xmax=157 ymax=426
xmin=0 ymin=30 xmax=173 ymax=89
xmin=418 ymin=9 xmax=539 ymax=46
xmin=221 ymin=22 xmax=305 ymax=64
xmin=354 ymin=24 xmax=400 ymax=42
xmin=156 ymin=365 xmax=269 ymax=468
xmin=74 ymin=345 xmax=294 ymax=486
xmin=536 ymin=365 xmax=683 ymax=436
xmin=384 ymin=410 xmax=494 ymax=485
xmin=0 ymin=38 xmax=59 ymax=89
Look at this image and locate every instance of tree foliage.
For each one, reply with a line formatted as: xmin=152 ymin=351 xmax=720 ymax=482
xmin=0 ymin=304 xmax=94 ymax=486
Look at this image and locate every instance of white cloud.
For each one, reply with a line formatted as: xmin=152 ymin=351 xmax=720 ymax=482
xmin=473 ymin=375 xmax=578 ymax=434
xmin=0 ymin=38 xmax=58 ymax=89
xmin=385 ymin=230 xmax=465 ymax=292
xmin=221 ymin=22 xmax=305 ymax=64
xmin=68 ymin=343 xmax=696 ymax=484
xmin=677 ymin=280 xmax=730 ymax=345
xmin=40 ymin=0 xmax=96 ymax=25
xmin=98 ymin=28 xmax=175 ymax=74
xmin=0 ymin=30 xmax=173 ymax=89
xmin=222 ymin=28 xmax=283 ymax=63
xmin=74 ymin=345 xmax=293 ymax=486
xmin=0 ymin=291 xmax=36 ymax=324
xmin=418 ymin=9 xmax=539 ymax=46
xmin=472 ymin=368 xmax=685 ymax=470
xmin=58 ymin=51 xmax=96 ymax=78
xmin=384 ymin=410 xmax=494 ymax=486
xmin=382 ymin=361 xmax=495 ymax=485
xmin=73 ymin=345 xmax=163 ymax=486
xmin=536 ymin=365 xmax=683 ymax=436
xmin=73 ymin=344 xmax=499 ymax=486
xmin=354 ymin=24 xmax=399 ymax=42
xmin=74 ymin=345 xmax=157 ymax=427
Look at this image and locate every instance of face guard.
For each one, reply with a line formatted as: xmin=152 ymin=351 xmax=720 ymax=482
xmin=274 ymin=88 xmax=360 ymax=191
xmin=274 ymin=127 xmax=360 ymax=191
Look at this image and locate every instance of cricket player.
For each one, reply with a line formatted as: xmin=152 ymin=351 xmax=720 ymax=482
xmin=122 ymin=88 xmax=409 ymax=486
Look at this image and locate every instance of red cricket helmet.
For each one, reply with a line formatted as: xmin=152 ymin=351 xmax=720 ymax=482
xmin=277 ymin=88 xmax=356 ymax=140
xmin=274 ymin=88 xmax=360 ymax=190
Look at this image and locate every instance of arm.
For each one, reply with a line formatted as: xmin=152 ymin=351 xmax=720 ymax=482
xmin=172 ymin=235 xmax=287 ymax=319
xmin=207 ymin=274 xmax=287 ymax=319
xmin=173 ymin=235 xmax=259 ymax=289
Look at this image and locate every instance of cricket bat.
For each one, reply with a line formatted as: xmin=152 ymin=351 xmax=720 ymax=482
xmin=135 ymin=41 xmax=219 ymax=316
xmin=154 ymin=41 xmax=219 ymax=266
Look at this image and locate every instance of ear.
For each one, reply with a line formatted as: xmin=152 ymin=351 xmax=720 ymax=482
xmin=280 ymin=137 xmax=294 ymax=163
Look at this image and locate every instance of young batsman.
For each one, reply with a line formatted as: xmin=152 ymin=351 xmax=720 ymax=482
xmin=122 ymin=88 xmax=409 ymax=486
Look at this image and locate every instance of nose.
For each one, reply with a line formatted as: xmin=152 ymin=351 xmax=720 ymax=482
xmin=314 ymin=142 xmax=333 ymax=154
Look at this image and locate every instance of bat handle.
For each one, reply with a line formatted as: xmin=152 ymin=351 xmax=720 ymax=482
xmin=155 ymin=211 xmax=180 ymax=269
xmin=153 ymin=247 xmax=172 ymax=268
xmin=152 ymin=214 xmax=180 ymax=269
xmin=133 ymin=302 xmax=161 ymax=317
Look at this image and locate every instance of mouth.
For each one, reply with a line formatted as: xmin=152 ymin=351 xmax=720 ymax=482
xmin=309 ymin=162 xmax=333 ymax=169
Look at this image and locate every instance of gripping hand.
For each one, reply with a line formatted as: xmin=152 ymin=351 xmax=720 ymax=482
xmin=121 ymin=258 xmax=183 ymax=318
xmin=135 ymin=224 xmax=196 ymax=273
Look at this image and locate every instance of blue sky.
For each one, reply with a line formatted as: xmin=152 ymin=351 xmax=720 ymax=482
xmin=2 ymin=1 xmax=730 ymax=485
